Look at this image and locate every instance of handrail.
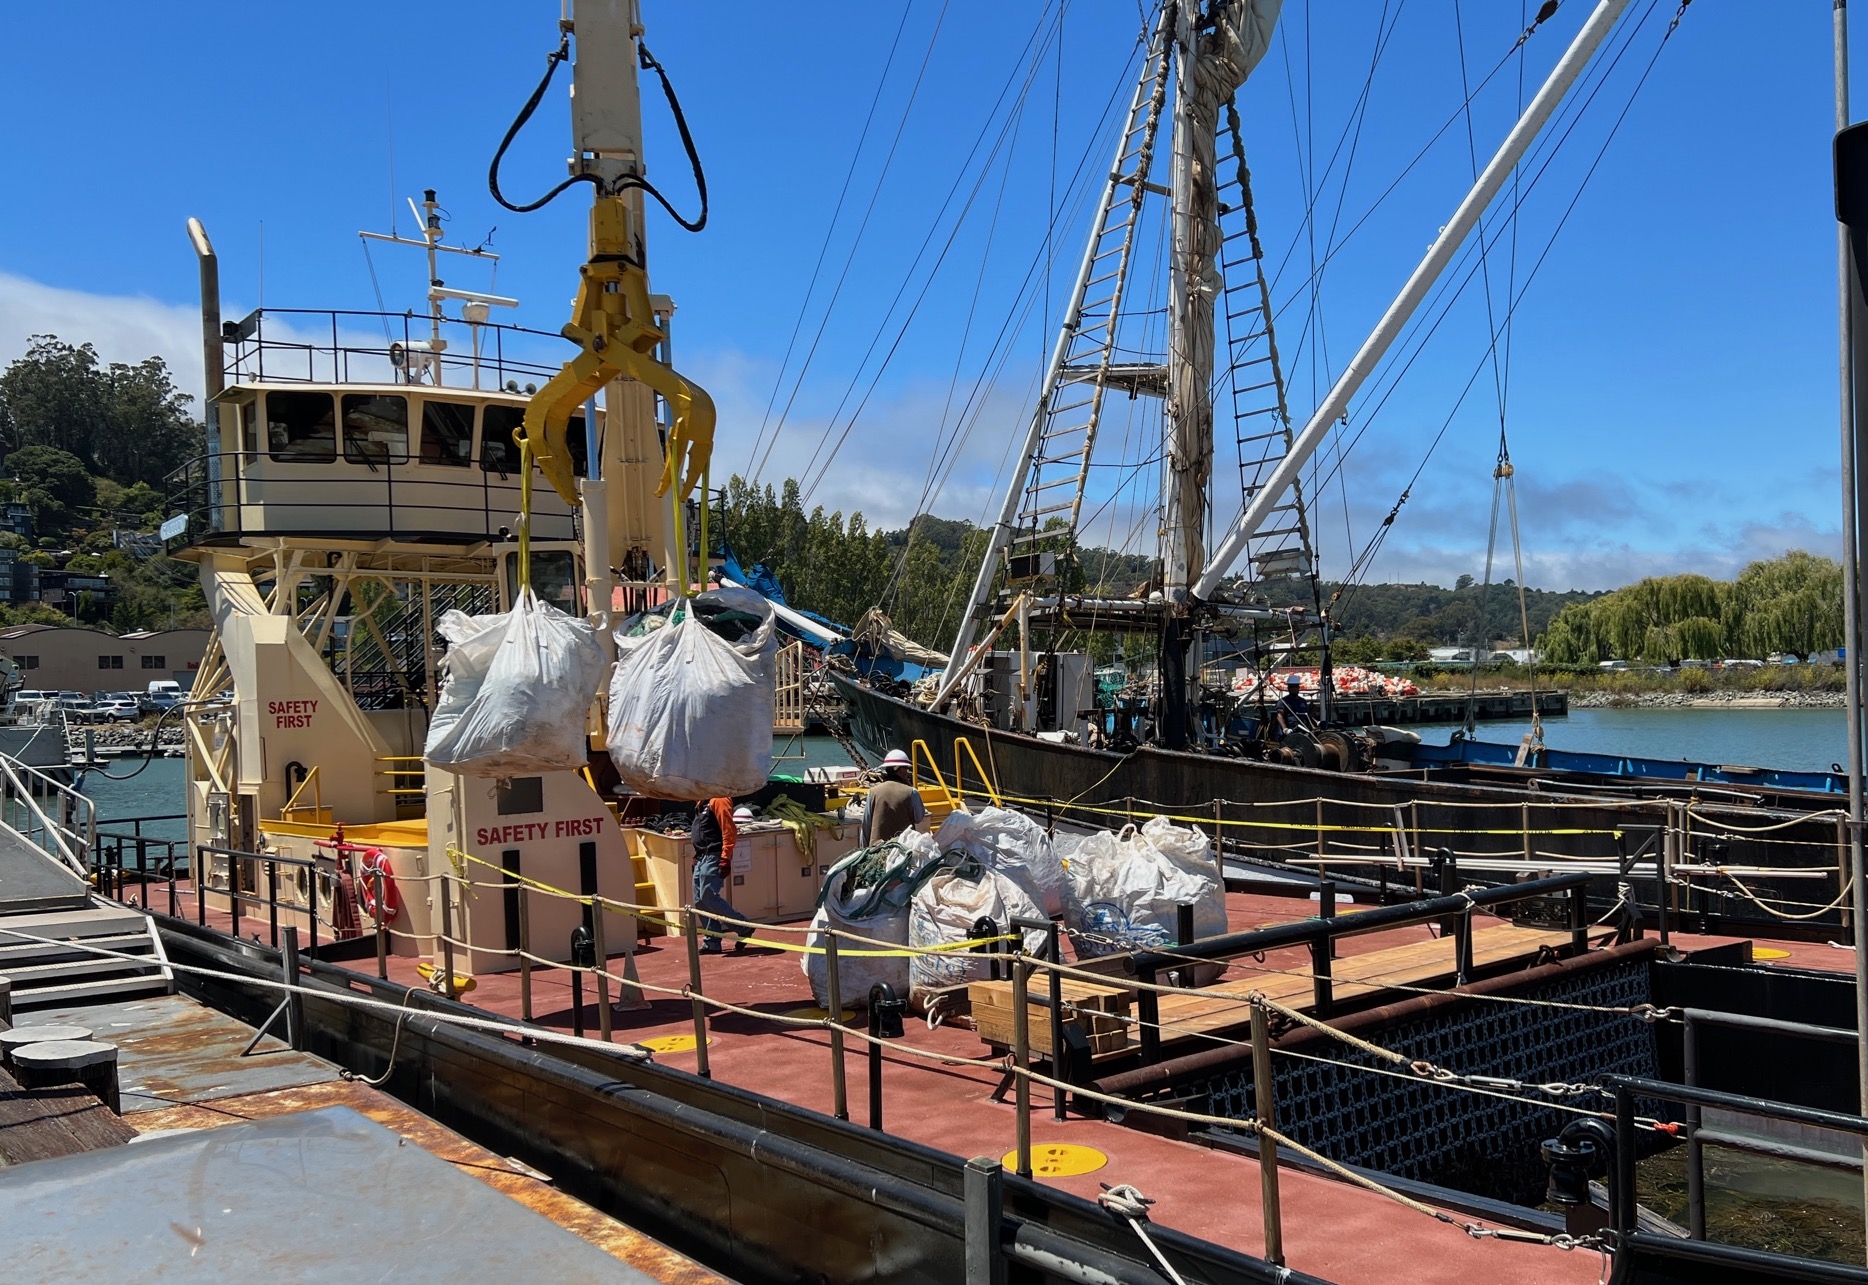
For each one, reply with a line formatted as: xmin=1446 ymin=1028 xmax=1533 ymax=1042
xmin=280 ymin=764 xmax=324 ymax=819
xmin=907 ymin=738 xmax=956 ymax=808
xmin=0 ymin=753 xmax=95 ymax=877
xmin=953 ymin=737 xmax=1002 ymax=808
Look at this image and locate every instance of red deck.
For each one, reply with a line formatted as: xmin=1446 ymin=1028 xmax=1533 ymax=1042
xmin=146 ymin=873 xmax=1855 ymax=1284
xmin=159 ymin=881 xmax=1696 ymax=1284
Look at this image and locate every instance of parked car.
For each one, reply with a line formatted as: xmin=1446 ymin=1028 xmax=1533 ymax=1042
xmin=139 ymin=689 xmax=184 ymax=718
xmin=57 ymin=692 xmax=103 ymax=723
xmin=95 ymin=696 xmax=141 ymax=722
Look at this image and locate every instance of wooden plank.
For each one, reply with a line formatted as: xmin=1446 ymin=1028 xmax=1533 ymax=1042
xmin=0 ymin=1065 xmax=135 ymax=1166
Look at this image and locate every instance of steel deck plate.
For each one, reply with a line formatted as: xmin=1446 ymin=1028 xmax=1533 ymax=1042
xmin=0 ymin=1105 xmax=658 ymax=1281
xmin=18 ymin=994 xmax=336 ymax=1111
xmin=0 ymin=830 xmax=89 ymax=913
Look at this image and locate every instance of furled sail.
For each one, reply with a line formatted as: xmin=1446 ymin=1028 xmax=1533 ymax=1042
xmin=1162 ymin=0 xmax=1283 ymax=606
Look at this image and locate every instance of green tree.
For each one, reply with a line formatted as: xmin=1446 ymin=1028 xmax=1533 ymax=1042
xmin=9 ymin=445 xmax=95 ymax=539
xmin=0 ymin=336 xmax=196 ymax=487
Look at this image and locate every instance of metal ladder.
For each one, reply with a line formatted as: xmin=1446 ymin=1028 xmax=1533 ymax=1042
xmin=1008 ymin=10 xmax=1176 ymax=556
xmin=1215 ymin=97 xmax=1315 ymax=589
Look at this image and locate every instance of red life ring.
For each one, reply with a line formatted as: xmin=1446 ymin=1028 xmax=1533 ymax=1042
xmin=354 ymin=849 xmax=400 ymax=922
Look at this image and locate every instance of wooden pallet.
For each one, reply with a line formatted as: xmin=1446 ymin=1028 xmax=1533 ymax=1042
xmin=969 ymin=921 xmax=1567 ymax=1061
xmin=970 ymin=978 xmax=1132 ymax=1057
xmin=1148 ymin=923 xmax=1567 ymax=1048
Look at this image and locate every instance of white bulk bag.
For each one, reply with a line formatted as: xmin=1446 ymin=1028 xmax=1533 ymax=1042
xmin=907 ymin=864 xmax=1047 ymax=1009
xmin=1064 ymin=817 xmax=1226 ymax=958
xmin=424 ymin=590 xmax=608 ymax=777
xmin=802 ymin=831 xmax=940 ymax=1008
xmin=934 ymin=806 xmax=1072 ymax=920
xmin=607 ymin=589 xmax=776 ymax=799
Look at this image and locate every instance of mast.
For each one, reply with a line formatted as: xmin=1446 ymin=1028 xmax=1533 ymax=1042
xmin=1192 ymin=0 xmax=1636 ymax=602
xmin=1833 ymin=0 xmax=1868 ymax=1246
xmin=1159 ymin=0 xmax=1277 ymax=748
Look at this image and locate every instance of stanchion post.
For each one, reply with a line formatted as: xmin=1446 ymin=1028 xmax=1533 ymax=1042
xmin=592 ymin=901 xmax=613 ymax=1042
xmin=964 ymin=1156 xmax=1007 ymax=1285
xmin=686 ymin=910 xmax=711 ymax=1079
xmin=281 ymin=925 xmax=305 ymax=1053
xmin=517 ymin=884 xmax=533 ymax=1022
xmin=1012 ymin=955 xmax=1032 ymax=1178
xmin=1046 ymin=920 xmax=1064 ymax=1121
xmin=267 ymin=859 xmax=280 ymax=948
xmin=1251 ymin=1002 xmax=1284 ymax=1267
xmin=373 ymin=866 xmax=388 ymax=980
xmin=826 ymin=932 xmax=848 ymax=1120
xmin=439 ymin=873 xmax=456 ymax=997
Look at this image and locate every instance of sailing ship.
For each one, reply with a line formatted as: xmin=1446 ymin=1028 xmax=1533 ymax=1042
xmin=7 ymin=6 xmax=1849 ymax=1284
xmin=828 ymin=0 xmax=1853 ymax=926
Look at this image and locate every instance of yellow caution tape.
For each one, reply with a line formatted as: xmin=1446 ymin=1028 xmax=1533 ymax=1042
xmin=948 ymin=786 xmax=1622 ymax=840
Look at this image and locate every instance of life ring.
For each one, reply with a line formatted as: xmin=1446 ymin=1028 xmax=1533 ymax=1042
xmin=354 ymin=848 xmax=401 ymax=922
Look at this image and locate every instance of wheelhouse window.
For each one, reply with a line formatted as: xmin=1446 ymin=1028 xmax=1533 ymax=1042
xmin=238 ymin=400 xmax=259 ymax=456
xmin=481 ymin=405 xmax=521 ymax=476
xmin=266 ymin=391 xmax=336 ymax=462
xmin=421 ymin=399 xmax=476 ymax=467
xmin=479 ymin=405 xmax=587 ymax=478
xmin=342 ymin=393 xmax=409 ymax=466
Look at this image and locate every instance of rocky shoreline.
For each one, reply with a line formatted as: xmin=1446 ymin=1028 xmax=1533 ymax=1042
xmin=73 ymin=723 xmax=185 ymax=749
xmin=1567 ymin=689 xmax=1844 ymax=710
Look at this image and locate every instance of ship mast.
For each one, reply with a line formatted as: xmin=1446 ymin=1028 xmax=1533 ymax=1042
xmin=1160 ymin=1 xmax=1269 ymax=747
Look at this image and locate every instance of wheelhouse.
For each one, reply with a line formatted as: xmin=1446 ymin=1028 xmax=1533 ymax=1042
xmin=172 ymin=382 xmax=589 ymax=546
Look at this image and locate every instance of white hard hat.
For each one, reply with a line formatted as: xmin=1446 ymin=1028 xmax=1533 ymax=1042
xmin=732 ymin=806 xmax=754 ymax=822
xmin=880 ymin=749 xmax=912 ymax=769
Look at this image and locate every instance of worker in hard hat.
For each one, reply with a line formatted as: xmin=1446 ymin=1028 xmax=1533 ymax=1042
xmin=860 ymin=748 xmax=926 ymax=846
xmin=1273 ymin=674 xmax=1316 ymax=740
xmin=690 ymin=797 xmax=756 ymax=953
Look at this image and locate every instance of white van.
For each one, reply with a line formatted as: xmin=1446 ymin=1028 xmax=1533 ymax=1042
xmin=146 ymin=680 xmax=183 ymax=697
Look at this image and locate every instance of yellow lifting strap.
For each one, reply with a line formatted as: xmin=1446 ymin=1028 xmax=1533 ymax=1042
xmin=515 ymin=197 xmax=716 ymax=508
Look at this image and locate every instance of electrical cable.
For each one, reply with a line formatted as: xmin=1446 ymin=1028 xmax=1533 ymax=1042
xmin=487 ymin=32 xmax=708 ymax=233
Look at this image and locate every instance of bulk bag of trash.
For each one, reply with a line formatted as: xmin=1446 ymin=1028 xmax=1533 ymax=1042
xmin=907 ymin=860 xmax=1048 ymax=1012
xmin=803 ymin=831 xmax=939 ymax=1008
xmin=934 ymin=806 xmax=1073 ymax=919
xmin=1062 ymin=816 xmax=1226 ymax=958
xmin=424 ymin=589 xmax=608 ymax=777
xmin=607 ymin=586 xmax=776 ymax=799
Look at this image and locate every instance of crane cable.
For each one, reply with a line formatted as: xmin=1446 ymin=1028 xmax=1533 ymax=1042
xmin=487 ymin=30 xmax=708 ymax=233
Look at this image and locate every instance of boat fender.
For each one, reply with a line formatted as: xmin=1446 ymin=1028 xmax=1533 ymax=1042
xmin=355 ymin=848 xmax=401 ymax=921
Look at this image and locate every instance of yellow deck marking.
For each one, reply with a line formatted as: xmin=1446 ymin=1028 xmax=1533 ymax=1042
xmin=1752 ymin=947 xmax=1792 ymax=961
xmin=637 ymin=1034 xmax=711 ymax=1054
xmin=1005 ymin=1144 xmax=1107 ymax=1177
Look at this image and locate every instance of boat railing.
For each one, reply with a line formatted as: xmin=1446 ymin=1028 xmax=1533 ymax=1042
xmin=1605 ymin=1072 xmax=1868 ymax=1279
xmin=162 ymin=449 xmax=580 ymax=551
xmin=93 ymin=815 xmax=191 ymax=901
xmin=222 ymin=308 xmax=566 ymax=392
xmin=0 ymin=752 xmax=96 ymax=877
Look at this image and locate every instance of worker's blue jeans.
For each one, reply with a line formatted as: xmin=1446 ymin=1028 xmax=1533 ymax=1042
xmin=692 ymin=858 xmax=750 ymax=951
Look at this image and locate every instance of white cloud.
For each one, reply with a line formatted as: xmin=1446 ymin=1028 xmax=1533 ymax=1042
xmin=0 ymin=271 xmax=210 ymax=403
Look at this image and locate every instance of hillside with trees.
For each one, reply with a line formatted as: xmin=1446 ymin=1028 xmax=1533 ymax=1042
xmin=0 ymin=335 xmax=207 ymax=632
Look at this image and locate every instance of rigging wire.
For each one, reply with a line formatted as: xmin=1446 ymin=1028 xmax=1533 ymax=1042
xmin=1332 ymin=0 xmax=1685 ymax=611
xmin=742 ymin=3 xmax=918 ymax=480
xmin=792 ymin=3 xmax=1132 ymax=513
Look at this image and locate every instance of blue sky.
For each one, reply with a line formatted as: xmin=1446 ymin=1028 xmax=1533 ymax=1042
xmin=0 ymin=2 xmax=1852 ymax=592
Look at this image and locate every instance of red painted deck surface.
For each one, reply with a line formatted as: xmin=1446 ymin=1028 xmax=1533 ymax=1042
xmin=160 ymin=881 xmax=1621 ymax=1285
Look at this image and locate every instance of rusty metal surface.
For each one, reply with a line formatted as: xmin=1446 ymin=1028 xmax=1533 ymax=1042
xmin=18 ymin=993 xmax=335 ymax=1111
xmin=0 ymin=1104 xmax=660 ymax=1282
xmin=133 ymin=1080 xmax=734 ymax=1285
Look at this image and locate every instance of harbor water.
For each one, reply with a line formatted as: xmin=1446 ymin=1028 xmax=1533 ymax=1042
xmin=84 ymin=712 xmax=1850 ymax=830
